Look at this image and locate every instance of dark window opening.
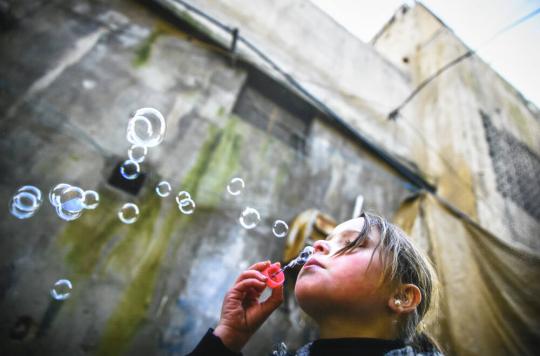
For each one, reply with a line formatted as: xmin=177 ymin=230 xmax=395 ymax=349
xmin=232 ymin=68 xmax=315 ymax=153
xmin=108 ymin=161 xmax=146 ymax=196
xmin=480 ymin=110 xmax=540 ymax=221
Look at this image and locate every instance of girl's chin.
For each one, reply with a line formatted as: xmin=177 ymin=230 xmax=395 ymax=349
xmin=294 ymin=278 xmax=328 ymax=303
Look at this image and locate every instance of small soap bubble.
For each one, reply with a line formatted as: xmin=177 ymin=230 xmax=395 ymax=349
xmin=128 ymin=144 xmax=148 ymax=163
xmin=55 ymin=205 xmax=82 ymax=221
xmin=226 ymin=177 xmax=245 ymax=196
xmin=175 ymin=191 xmax=191 ymax=205
xmin=272 ymin=220 xmax=289 ymax=238
xmin=49 ymin=183 xmax=70 ymax=207
xmin=9 ymin=185 xmax=42 ymax=219
xmin=118 ymin=203 xmax=139 ymax=224
xmin=83 ymin=190 xmax=99 ymax=210
xmin=155 ymin=181 xmax=172 ymax=197
xmin=239 ymin=207 xmax=261 ymax=230
xmin=272 ymin=342 xmax=288 ymax=356
xmin=178 ymin=198 xmax=196 ymax=215
xmin=50 ymin=279 xmax=72 ymax=301
xmin=298 ymin=246 xmax=314 ymax=264
xmin=9 ymin=202 xmax=34 ymax=219
xmin=120 ymin=160 xmax=140 ymax=180
xmin=126 ymin=108 xmax=166 ymax=148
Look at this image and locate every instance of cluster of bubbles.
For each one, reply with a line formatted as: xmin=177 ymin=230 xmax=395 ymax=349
xmin=50 ymin=279 xmax=73 ymax=301
xmin=227 ymin=177 xmax=289 ymax=238
xmin=49 ymin=183 xmax=99 ymax=221
xmin=176 ymin=191 xmax=196 ymax=215
xmin=9 ymin=185 xmax=43 ymax=219
xmin=121 ymin=108 xmax=166 ymax=180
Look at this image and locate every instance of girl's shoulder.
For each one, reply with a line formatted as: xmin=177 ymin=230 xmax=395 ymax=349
xmin=289 ymin=343 xmax=444 ymax=356
xmin=385 ymin=345 xmax=445 ymax=356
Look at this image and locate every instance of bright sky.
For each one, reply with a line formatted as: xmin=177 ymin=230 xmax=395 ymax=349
xmin=311 ymin=0 xmax=540 ymax=107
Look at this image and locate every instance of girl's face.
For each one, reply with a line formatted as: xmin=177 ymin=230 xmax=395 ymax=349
xmin=295 ymin=217 xmax=390 ymax=319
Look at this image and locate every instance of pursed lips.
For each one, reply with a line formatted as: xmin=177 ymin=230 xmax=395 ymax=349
xmin=303 ymin=257 xmax=325 ymax=269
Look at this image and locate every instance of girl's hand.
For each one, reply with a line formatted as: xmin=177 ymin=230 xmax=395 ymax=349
xmin=214 ymin=261 xmax=284 ymax=352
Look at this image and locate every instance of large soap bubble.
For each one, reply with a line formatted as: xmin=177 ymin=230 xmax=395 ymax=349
xmin=126 ymin=108 xmax=166 ymax=148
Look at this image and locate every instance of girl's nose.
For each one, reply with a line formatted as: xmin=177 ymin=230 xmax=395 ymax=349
xmin=313 ymin=239 xmax=330 ymax=255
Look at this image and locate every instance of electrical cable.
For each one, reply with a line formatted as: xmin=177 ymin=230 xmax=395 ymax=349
xmin=163 ymin=0 xmax=436 ymax=192
xmin=387 ymin=6 xmax=540 ymax=119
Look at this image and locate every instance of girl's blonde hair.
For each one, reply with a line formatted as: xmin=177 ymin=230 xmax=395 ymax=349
xmin=334 ymin=211 xmax=442 ymax=353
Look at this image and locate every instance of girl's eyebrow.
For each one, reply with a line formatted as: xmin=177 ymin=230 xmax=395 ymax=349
xmin=326 ymin=229 xmax=365 ymax=241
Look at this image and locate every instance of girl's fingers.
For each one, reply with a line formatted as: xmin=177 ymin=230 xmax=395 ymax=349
xmin=247 ymin=260 xmax=271 ymax=272
xmin=260 ymin=284 xmax=284 ymax=314
xmin=235 ymin=269 xmax=268 ymax=284
xmin=235 ymin=278 xmax=266 ymax=294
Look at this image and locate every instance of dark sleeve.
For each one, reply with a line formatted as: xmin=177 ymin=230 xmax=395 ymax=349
xmin=186 ymin=328 xmax=243 ymax=356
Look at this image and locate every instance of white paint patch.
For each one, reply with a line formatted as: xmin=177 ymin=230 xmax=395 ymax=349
xmin=8 ymin=28 xmax=105 ymax=117
xmin=82 ymin=79 xmax=97 ymax=90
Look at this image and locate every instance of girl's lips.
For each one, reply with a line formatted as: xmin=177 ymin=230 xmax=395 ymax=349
xmin=303 ymin=258 xmax=325 ymax=269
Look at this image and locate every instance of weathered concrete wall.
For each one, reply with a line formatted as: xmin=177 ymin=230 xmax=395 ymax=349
xmin=373 ymin=4 xmax=540 ymax=250
xmin=0 ymin=1 xmax=413 ymax=355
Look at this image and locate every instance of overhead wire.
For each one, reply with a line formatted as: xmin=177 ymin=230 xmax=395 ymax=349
xmin=387 ymin=5 xmax=540 ymax=119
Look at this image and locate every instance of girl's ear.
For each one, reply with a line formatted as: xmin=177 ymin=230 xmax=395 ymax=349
xmin=387 ymin=284 xmax=422 ymax=314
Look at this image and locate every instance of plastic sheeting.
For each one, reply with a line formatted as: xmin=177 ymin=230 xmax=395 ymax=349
xmin=394 ymin=192 xmax=540 ymax=355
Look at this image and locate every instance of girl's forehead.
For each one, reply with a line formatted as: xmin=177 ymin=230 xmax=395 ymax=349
xmin=332 ymin=217 xmax=365 ymax=235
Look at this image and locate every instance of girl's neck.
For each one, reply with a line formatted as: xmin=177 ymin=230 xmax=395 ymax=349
xmin=317 ymin=314 xmax=397 ymax=340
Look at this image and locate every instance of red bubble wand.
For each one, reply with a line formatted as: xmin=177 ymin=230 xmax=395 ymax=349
xmin=262 ymin=246 xmax=314 ymax=288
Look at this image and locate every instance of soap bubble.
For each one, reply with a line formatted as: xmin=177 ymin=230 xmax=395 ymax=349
xmin=120 ymin=159 xmax=140 ymax=180
xmin=50 ymin=279 xmax=72 ymax=301
xmin=118 ymin=203 xmax=139 ymax=224
xmin=9 ymin=185 xmax=42 ymax=219
xmin=126 ymin=108 xmax=166 ymax=148
xmin=178 ymin=198 xmax=196 ymax=215
xmin=128 ymin=144 xmax=148 ymax=163
xmin=272 ymin=220 xmax=288 ymax=238
xmin=57 ymin=186 xmax=85 ymax=213
xmin=298 ymin=246 xmax=314 ymax=264
xmin=272 ymin=342 xmax=288 ymax=356
xmin=155 ymin=181 xmax=172 ymax=197
xmin=239 ymin=207 xmax=261 ymax=230
xmin=226 ymin=177 xmax=245 ymax=196
xmin=55 ymin=206 xmax=82 ymax=221
xmin=82 ymin=190 xmax=99 ymax=210
xmin=49 ymin=183 xmax=70 ymax=207
xmin=175 ymin=191 xmax=191 ymax=206
xmin=49 ymin=184 xmax=98 ymax=221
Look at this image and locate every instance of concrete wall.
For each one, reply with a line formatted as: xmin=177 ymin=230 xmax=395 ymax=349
xmin=373 ymin=4 xmax=540 ymax=250
xmin=0 ymin=1 xmax=413 ymax=355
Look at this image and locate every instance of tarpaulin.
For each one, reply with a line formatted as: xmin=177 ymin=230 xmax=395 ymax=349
xmin=394 ymin=192 xmax=540 ymax=355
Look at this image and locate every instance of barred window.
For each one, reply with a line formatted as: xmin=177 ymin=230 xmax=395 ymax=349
xmin=480 ymin=110 xmax=540 ymax=221
xmin=232 ymin=69 xmax=314 ymax=152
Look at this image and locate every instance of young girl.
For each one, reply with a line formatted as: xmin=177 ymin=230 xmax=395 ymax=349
xmin=188 ymin=212 xmax=444 ymax=355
